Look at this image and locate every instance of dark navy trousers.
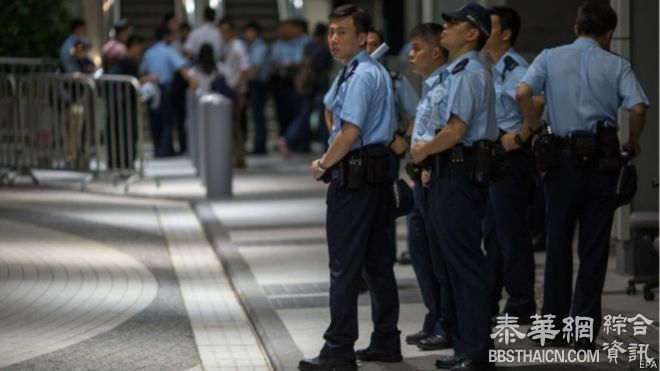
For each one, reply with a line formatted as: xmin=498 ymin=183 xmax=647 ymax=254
xmin=483 ymin=150 xmax=537 ymax=318
xmin=542 ymin=150 xmax=617 ymax=334
xmin=407 ymin=181 xmax=449 ymax=337
xmin=428 ymin=159 xmax=492 ymax=362
xmin=321 ymin=180 xmax=400 ymax=360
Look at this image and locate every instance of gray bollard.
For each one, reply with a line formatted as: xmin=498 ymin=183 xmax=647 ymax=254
xmin=198 ymin=93 xmax=233 ymax=198
xmin=186 ymin=90 xmax=200 ymax=173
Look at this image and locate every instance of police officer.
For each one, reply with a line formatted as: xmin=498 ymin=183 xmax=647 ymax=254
xmin=299 ymin=5 xmax=400 ymax=371
xmin=482 ymin=6 xmax=541 ymax=323
xmin=411 ymin=3 xmax=497 ymax=370
xmin=404 ymin=23 xmax=453 ymax=351
xmin=140 ymin=25 xmax=196 ymax=158
xmin=364 ymin=28 xmax=419 ymax=266
xmin=516 ymin=0 xmax=648 ymax=349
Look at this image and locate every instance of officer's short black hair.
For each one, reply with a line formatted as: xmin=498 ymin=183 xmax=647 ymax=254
xmin=218 ymin=16 xmax=235 ymax=30
xmin=203 ymin=6 xmax=216 ymax=22
xmin=368 ymin=28 xmax=384 ymax=44
xmin=410 ymin=23 xmax=447 ymax=58
xmin=70 ymin=19 xmax=86 ymax=33
xmin=155 ymin=24 xmax=172 ymax=40
xmin=576 ymin=0 xmax=617 ymax=36
xmin=488 ymin=6 xmax=521 ymax=46
xmin=162 ymin=13 xmax=175 ymax=25
xmin=126 ymin=35 xmax=144 ymax=49
xmin=329 ymin=4 xmax=372 ymax=36
xmin=244 ymin=21 xmax=262 ymax=34
xmin=180 ymin=22 xmax=191 ymax=31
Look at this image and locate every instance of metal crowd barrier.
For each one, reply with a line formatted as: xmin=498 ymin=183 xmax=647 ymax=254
xmin=15 ymin=74 xmax=98 ymax=185
xmin=95 ymin=75 xmax=146 ymax=191
xmin=0 ymin=57 xmax=59 ymax=75
xmin=0 ymin=74 xmax=19 ymax=182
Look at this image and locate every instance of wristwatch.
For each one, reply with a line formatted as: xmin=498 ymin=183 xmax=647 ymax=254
xmin=317 ymin=160 xmax=327 ymax=172
xmin=514 ymin=133 xmax=527 ymax=146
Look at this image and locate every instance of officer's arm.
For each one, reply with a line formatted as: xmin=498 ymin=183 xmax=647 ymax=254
xmin=324 ymin=109 xmax=333 ymax=132
xmin=516 ymin=95 xmax=545 ymax=141
xmin=405 ymin=117 xmax=415 ymax=137
xmin=624 ymin=103 xmax=647 ymax=156
xmin=422 ymin=115 xmax=468 ymax=156
xmin=516 ymin=82 xmax=539 ymax=141
xmin=320 ymin=122 xmax=360 ymax=168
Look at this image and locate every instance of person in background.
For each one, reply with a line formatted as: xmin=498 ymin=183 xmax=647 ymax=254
xmin=180 ymin=22 xmax=192 ymax=48
xmin=72 ymin=38 xmax=95 ymax=73
xmin=183 ymin=6 xmax=222 ymax=60
xmin=243 ymin=21 xmax=270 ymax=154
xmin=218 ymin=17 xmax=251 ymax=168
xmin=101 ymin=19 xmax=133 ymax=71
xmin=60 ymin=19 xmax=87 ymax=73
xmin=140 ymin=25 xmax=196 ymax=158
xmin=277 ymin=23 xmax=333 ymax=158
xmin=163 ymin=13 xmax=183 ymax=52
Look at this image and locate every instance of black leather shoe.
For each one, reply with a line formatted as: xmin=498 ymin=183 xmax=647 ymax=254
xmin=298 ymin=356 xmax=357 ymax=371
xmin=417 ymin=334 xmax=452 ymax=350
xmin=355 ymin=346 xmax=402 ymax=363
xmin=449 ymin=359 xmax=493 ymax=371
xmin=435 ymin=355 xmax=462 ymax=368
xmin=405 ymin=330 xmax=430 ymax=345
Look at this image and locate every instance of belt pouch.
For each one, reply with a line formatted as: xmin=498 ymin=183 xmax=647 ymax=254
xmin=569 ymin=131 xmax=598 ymax=169
xmin=534 ymin=133 xmax=559 ymax=172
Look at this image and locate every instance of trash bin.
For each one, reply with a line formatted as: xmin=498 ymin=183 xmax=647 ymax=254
xmin=198 ymin=93 xmax=233 ymax=198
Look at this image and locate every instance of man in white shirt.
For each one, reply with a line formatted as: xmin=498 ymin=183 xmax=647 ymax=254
xmin=183 ymin=7 xmax=222 ymax=60
xmin=218 ymin=17 xmax=251 ymax=168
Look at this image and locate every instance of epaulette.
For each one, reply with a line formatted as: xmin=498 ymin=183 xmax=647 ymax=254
xmin=451 ymin=58 xmax=469 ymax=74
xmin=503 ymin=56 xmax=519 ymax=72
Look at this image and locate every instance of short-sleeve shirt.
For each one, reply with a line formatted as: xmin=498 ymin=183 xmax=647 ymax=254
xmin=218 ymin=38 xmax=250 ymax=93
xmin=492 ymin=48 xmax=528 ymax=132
xmin=411 ymin=64 xmax=448 ymax=145
xmin=328 ymin=50 xmax=395 ymax=150
xmin=521 ymin=37 xmax=649 ymax=138
xmin=59 ymin=35 xmax=79 ymax=73
xmin=248 ymin=38 xmax=270 ymax=82
xmin=392 ymin=72 xmax=420 ymax=127
xmin=183 ymin=23 xmax=223 ymax=60
xmin=139 ymin=41 xmax=188 ymax=86
xmin=437 ymin=51 xmax=498 ymax=146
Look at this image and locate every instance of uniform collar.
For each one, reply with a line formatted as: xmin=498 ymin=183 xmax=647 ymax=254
xmin=448 ymin=50 xmax=480 ymax=71
xmin=424 ymin=64 xmax=446 ymax=89
xmin=574 ymin=37 xmax=600 ymax=48
xmin=493 ymin=47 xmax=516 ymax=74
xmin=345 ymin=50 xmax=370 ymax=66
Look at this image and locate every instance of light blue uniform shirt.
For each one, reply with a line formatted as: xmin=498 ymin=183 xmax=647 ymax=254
xmin=392 ymin=72 xmax=419 ymax=124
xmin=329 ymin=50 xmax=395 ymax=150
xmin=492 ymin=48 xmax=528 ymax=132
xmin=290 ymin=34 xmax=312 ymax=63
xmin=438 ymin=51 xmax=498 ymax=146
xmin=59 ymin=35 xmax=78 ymax=73
xmin=248 ymin=38 xmax=270 ymax=82
xmin=139 ymin=41 xmax=187 ymax=86
xmin=323 ymin=73 xmax=339 ymax=109
xmin=411 ymin=64 xmax=448 ymax=145
xmin=521 ymin=37 xmax=649 ymax=138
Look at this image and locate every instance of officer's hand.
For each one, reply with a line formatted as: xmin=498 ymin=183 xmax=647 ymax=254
xmin=390 ymin=135 xmax=409 ymax=155
xmin=622 ymin=141 xmax=641 ymax=158
xmin=421 ymin=170 xmax=431 ymax=188
xmin=500 ymin=132 xmax=520 ymax=152
xmin=411 ymin=142 xmax=428 ymax=164
xmin=311 ymin=159 xmax=325 ymax=180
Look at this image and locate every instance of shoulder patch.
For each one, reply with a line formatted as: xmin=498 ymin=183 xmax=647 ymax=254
xmin=503 ymin=56 xmax=519 ymax=72
xmin=451 ymin=58 xmax=469 ymax=74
